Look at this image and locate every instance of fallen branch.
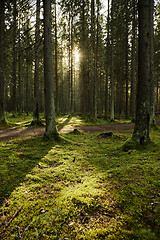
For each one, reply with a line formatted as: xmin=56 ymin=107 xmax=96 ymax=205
xmin=0 ymin=205 xmax=23 ymax=235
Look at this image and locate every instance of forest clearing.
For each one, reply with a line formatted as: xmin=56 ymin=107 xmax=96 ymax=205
xmin=0 ymin=114 xmax=160 ymax=239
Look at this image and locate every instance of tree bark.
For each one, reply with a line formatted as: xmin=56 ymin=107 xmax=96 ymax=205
xmin=0 ymin=0 xmax=5 ymax=122
xmin=130 ymin=0 xmax=137 ymax=120
xmin=149 ymin=0 xmax=155 ymax=125
xmin=25 ymin=19 xmax=29 ymax=115
xmin=105 ymin=0 xmax=110 ymax=119
xmin=91 ymin=0 xmax=97 ymax=120
xmin=18 ymin=18 xmax=22 ymax=114
xmin=33 ymin=0 xmax=40 ymax=123
xmin=70 ymin=15 xmax=74 ymax=113
xmin=125 ymin=4 xmax=129 ymax=118
xmin=132 ymin=0 xmax=153 ymax=144
xmin=12 ymin=0 xmax=17 ymax=115
xmin=43 ymin=0 xmax=59 ymax=139
xmin=54 ymin=0 xmax=59 ymax=114
xmin=80 ymin=0 xmax=89 ymax=116
xmin=110 ymin=0 xmax=115 ymax=121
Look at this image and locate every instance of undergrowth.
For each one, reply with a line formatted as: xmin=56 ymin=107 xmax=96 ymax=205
xmin=0 ymin=117 xmax=160 ymax=239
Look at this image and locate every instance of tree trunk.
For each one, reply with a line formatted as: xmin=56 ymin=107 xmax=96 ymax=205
xmin=54 ymin=0 xmax=59 ymax=114
xmin=96 ymin=0 xmax=100 ymax=115
xmin=105 ymin=0 xmax=110 ymax=119
xmin=149 ymin=0 xmax=155 ymax=125
xmin=80 ymin=0 xmax=88 ymax=116
xmin=12 ymin=0 xmax=17 ymax=115
xmin=125 ymin=4 xmax=129 ymax=119
xmin=130 ymin=0 xmax=137 ymax=120
xmin=33 ymin=0 xmax=40 ymax=123
xmin=43 ymin=0 xmax=59 ymax=139
xmin=18 ymin=18 xmax=22 ymax=114
xmin=70 ymin=16 xmax=74 ymax=113
xmin=132 ymin=0 xmax=153 ymax=144
xmin=155 ymin=76 xmax=158 ymax=112
xmin=0 ymin=0 xmax=5 ymax=122
xmin=110 ymin=0 xmax=115 ymax=121
xmin=91 ymin=0 xmax=97 ymax=120
xmin=25 ymin=19 xmax=29 ymax=115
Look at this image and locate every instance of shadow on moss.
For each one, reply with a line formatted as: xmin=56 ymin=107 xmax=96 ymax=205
xmin=121 ymin=138 xmax=156 ymax=152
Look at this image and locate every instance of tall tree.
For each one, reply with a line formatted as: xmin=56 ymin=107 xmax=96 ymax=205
xmin=69 ymin=9 xmax=74 ymax=113
xmin=105 ymin=0 xmax=110 ymax=119
xmin=132 ymin=0 xmax=154 ymax=144
xmin=54 ymin=0 xmax=59 ymax=114
xmin=130 ymin=0 xmax=137 ymax=120
xmin=154 ymin=3 xmax=160 ymax=112
xmin=33 ymin=0 xmax=41 ymax=123
xmin=149 ymin=0 xmax=155 ymax=125
xmin=43 ymin=0 xmax=59 ymax=139
xmin=110 ymin=0 xmax=115 ymax=121
xmin=25 ymin=18 xmax=29 ymax=115
xmin=125 ymin=1 xmax=129 ymax=118
xmin=0 ymin=0 xmax=5 ymax=122
xmin=12 ymin=0 xmax=17 ymax=115
xmin=91 ymin=0 xmax=97 ymax=120
xmin=80 ymin=0 xmax=89 ymax=116
xmin=17 ymin=17 xmax=23 ymax=114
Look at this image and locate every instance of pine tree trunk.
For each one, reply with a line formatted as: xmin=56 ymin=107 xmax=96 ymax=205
xmin=33 ymin=0 xmax=40 ymax=123
xmin=91 ymin=0 xmax=97 ymax=120
xmin=12 ymin=0 xmax=17 ymax=115
xmin=0 ymin=0 xmax=5 ymax=122
xmin=70 ymin=16 xmax=74 ymax=113
xmin=149 ymin=0 xmax=155 ymax=125
xmin=80 ymin=0 xmax=88 ymax=115
xmin=96 ymin=0 xmax=100 ymax=116
xmin=130 ymin=0 xmax=136 ymax=120
xmin=43 ymin=0 xmax=59 ymax=139
xmin=105 ymin=0 xmax=110 ymax=119
xmin=110 ymin=0 xmax=115 ymax=121
xmin=132 ymin=0 xmax=152 ymax=144
xmin=18 ymin=18 xmax=22 ymax=114
xmin=25 ymin=19 xmax=29 ymax=115
xmin=155 ymin=77 xmax=158 ymax=112
xmin=55 ymin=0 xmax=59 ymax=114
xmin=125 ymin=5 xmax=129 ymax=118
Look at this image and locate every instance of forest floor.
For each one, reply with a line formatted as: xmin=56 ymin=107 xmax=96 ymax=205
xmin=0 ymin=119 xmax=160 ymax=140
xmin=1 ymin=115 xmax=160 ymax=239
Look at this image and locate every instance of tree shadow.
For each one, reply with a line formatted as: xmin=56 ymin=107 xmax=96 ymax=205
xmin=0 ymin=137 xmax=55 ymax=207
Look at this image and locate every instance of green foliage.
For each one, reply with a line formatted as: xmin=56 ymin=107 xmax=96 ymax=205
xmin=0 ymin=118 xmax=160 ymax=239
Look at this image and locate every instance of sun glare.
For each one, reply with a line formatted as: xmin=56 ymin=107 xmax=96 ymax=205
xmin=75 ymin=51 xmax=80 ymax=63
xmin=74 ymin=47 xmax=80 ymax=64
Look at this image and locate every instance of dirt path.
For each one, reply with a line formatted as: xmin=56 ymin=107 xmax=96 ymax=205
xmin=0 ymin=120 xmax=159 ymax=140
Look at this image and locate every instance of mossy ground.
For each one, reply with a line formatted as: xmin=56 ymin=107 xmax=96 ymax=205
xmin=0 ymin=115 xmax=160 ymax=239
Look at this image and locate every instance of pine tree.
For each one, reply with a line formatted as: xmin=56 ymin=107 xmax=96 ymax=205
xmin=132 ymin=0 xmax=153 ymax=144
xmin=43 ymin=0 xmax=59 ymax=139
xmin=0 ymin=0 xmax=5 ymax=122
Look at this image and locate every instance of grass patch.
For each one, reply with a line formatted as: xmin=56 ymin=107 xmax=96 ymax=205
xmin=0 ymin=118 xmax=160 ymax=239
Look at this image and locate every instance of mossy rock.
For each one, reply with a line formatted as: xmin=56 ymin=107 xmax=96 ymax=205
xmin=69 ymin=128 xmax=81 ymax=135
xmin=97 ymin=132 xmax=113 ymax=138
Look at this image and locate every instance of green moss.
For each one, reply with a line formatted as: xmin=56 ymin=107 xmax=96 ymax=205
xmin=1 ymin=119 xmax=160 ymax=239
xmin=122 ymin=138 xmax=139 ymax=151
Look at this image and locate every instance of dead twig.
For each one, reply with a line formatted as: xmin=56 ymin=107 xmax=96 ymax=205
xmin=0 ymin=205 xmax=23 ymax=236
